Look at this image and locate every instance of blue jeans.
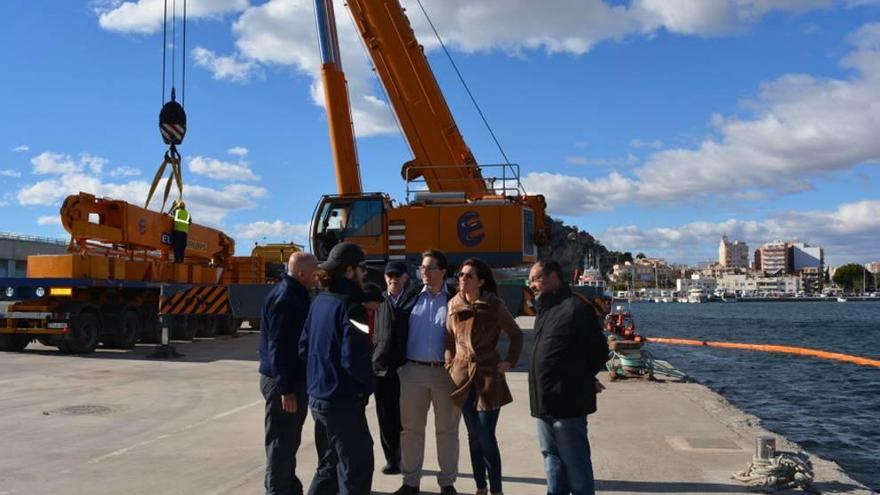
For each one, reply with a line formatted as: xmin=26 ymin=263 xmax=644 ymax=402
xmin=461 ymin=387 xmax=502 ymax=493
xmin=536 ymin=417 xmax=595 ymax=495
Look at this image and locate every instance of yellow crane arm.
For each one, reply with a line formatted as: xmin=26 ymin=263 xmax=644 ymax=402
xmin=60 ymin=192 xmax=235 ymax=264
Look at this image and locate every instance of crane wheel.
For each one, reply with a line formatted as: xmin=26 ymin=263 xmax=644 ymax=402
xmin=213 ymin=315 xmax=234 ymax=336
xmin=195 ymin=316 xmax=217 ymax=338
xmin=105 ymin=311 xmax=141 ymax=349
xmin=66 ymin=313 xmax=100 ymax=354
xmin=171 ymin=315 xmax=196 ymax=341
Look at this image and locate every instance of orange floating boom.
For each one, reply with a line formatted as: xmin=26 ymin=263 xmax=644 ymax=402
xmin=646 ymin=337 xmax=880 ymax=369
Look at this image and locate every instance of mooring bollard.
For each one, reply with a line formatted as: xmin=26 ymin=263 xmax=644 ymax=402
xmin=756 ymin=435 xmax=776 ymax=460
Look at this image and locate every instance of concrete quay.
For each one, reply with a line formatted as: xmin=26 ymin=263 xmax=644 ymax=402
xmin=0 ymin=317 xmax=872 ymax=495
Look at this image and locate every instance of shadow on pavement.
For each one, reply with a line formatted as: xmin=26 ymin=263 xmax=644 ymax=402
xmin=14 ymin=331 xmax=261 ymax=364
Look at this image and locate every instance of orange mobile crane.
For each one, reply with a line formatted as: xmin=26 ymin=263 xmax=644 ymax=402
xmin=0 ymin=193 xmax=281 ymax=353
xmin=310 ymin=0 xmax=550 ymax=269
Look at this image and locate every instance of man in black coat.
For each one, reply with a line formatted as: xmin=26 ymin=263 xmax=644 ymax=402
xmin=258 ymin=252 xmax=319 ymax=495
xmin=371 ymin=260 xmax=410 ymax=475
xmin=527 ymin=259 xmax=609 ymax=495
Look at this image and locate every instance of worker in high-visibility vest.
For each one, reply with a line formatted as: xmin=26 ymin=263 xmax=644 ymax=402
xmin=170 ymin=200 xmax=191 ymax=263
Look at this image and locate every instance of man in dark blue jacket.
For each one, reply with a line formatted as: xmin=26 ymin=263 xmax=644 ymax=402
xmin=259 ymin=252 xmax=319 ymax=495
xmin=299 ymin=242 xmax=374 ymax=495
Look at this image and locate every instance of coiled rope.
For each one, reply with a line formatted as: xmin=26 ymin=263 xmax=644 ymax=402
xmin=733 ymin=452 xmax=816 ymax=493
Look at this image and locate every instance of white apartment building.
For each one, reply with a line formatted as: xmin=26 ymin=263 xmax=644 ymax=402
xmin=676 ymin=274 xmax=717 ymax=293
xmin=790 ymin=242 xmax=824 ymax=272
xmin=718 ymin=235 xmax=749 ymax=269
xmin=716 ymin=273 xmax=801 ymax=295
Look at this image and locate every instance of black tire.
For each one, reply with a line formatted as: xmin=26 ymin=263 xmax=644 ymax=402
xmin=214 ymin=315 xmax=233 ymax=336
xmin=197 ymin=316 xmax=218 ymax=338
xmin=66 ymin=313 xmax=100 ymax=354
xmin=171 ymin=315 xmax=196 ymax=341
xmin=0 ymin=334 xmax=31 ymax=352
xmin=106 ymin=311 xmax=140 ymax=349
xmin=139 ymin=313 xmax=162 ymax=344
xmin=247 ymin=319 xmax=261 ymax=332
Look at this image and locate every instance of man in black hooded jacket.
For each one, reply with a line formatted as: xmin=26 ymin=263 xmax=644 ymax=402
xmin=528 ymin=259 xmax=609 ymax=495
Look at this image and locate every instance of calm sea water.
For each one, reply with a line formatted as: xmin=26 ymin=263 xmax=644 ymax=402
xmin=628 ymin=301 xmax=880 ymax=491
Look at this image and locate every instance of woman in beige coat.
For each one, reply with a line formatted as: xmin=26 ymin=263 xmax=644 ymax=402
xmin=445 ymin=257 xmax=523 ymax=495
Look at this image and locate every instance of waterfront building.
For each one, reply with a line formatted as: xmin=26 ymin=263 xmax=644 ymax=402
xmin=611 ymin=258 xmax=674 ymax=289
xmin=676 ymin=274 xmax=717 ymax=294
xmin=866 ymin=262 xmax=880 ymax=274
xmin=717 ymin=273 xmax=802 ymax=296
xmin=757 ymin=240 xmax=790 ymax=274
xmin=0 ymin=232 xmax=67 ymax=277
xmin=799 ymin=267 xmax=823 ymax=295
xmin=718 ymin=235 xmax=749 ymax=269
xmin=790 ymin=242 xmax=824 ymax=272
xmin=716 ymin=274 xmax=754 ymax=293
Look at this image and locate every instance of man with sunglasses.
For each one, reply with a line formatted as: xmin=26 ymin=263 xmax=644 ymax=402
xmin=371 ymin=260 xmax=410 ymax=475
xmin=527 ymin=259 xmax=609 ymax=495
xmin=389 ymin=249 xmax=461 ymax=495
xmin=299 ymin=242 xmax=374 ymax=495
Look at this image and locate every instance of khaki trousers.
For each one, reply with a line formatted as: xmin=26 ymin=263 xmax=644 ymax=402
xmin=398 ymin=362 xmax=462 ymax=488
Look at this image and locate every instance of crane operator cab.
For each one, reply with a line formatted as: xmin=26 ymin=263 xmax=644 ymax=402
xmin=311 ymin=193 xmax=389 ymax=261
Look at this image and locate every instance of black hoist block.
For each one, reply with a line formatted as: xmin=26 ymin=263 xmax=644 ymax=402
xmin=159 ymin=99 xmax=187 ymax=146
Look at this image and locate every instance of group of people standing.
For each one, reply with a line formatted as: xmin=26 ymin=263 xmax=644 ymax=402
xmin=258 ymin=242 xmax=609 ymax=495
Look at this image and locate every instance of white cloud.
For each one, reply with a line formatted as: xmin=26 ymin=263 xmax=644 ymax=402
xmin=104 ymin=0 xmax=850 ymax=139
xmin=633 ymin=0 xmax=829 ymax=37
xmin=18 ymin=150 xmax=268 ymax=226
xmin=95 ymin=0 xmax=248 ymax=34
xmin=189 ymin=155 xmax=260 ymax=181
xmin=29 ymin=152 xmax=112 ymax=176
xmin=80 ymin=153 xmax=108 ymax=175
xmin=227 ymin=146 xmax=248 ymax=157
xmin=192 ymin=46 xmax=262 ymax=83
xmin=564 ymin=154 xmax=638 ymax=167
xmin=109 ymin=166 xmax=142 ymax=177
xmin=233 ymin=220 xmax=311 ymax=241
xmin=0 ymin=170 xmax=21 ymax=177
xmin=600 ymin=200 xmax=880 ymax=265
xmin=525 ymin=23 xmax=880 ymax=215
xmin=228 ymin=0 xmax=397 ymax=137
xmin=31 ymin=152 xmax=80 ymax=175
xmin=36 ymin=216 xmax=61 ymax=226
xmin=18 ymin=174 xmax=267 ymax=227
xmin=11 ymin=145 xmax=29 ymax=153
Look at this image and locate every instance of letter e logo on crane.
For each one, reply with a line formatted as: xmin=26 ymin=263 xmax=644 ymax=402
xmin=457 ymin=211 xmax=485 ymax=247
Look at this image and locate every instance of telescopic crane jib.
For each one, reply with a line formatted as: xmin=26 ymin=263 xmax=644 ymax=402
xmin=310 ymin=0 xmax=550 ymax=267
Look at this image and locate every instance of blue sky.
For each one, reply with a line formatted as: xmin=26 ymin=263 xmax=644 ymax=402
xmin=1 ymin=0 xmax=878 ymax=267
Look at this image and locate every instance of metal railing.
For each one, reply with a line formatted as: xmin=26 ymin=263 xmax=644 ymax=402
xmin=403 ymin=163 xmax=527 ymax=201
xmin=0 ymin=232 xmax=67 ymax=246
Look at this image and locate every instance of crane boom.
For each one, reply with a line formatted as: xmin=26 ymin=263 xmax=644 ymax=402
xmin=310 ymin=0 xmax=551 ymax=266
xmin=315 ymin=0 xmax=363 ymax=195
xmin=345 ymin=0 xmax=488 ymax=196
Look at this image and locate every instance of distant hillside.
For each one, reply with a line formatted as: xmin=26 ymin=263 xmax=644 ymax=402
xmin=538 ymin=216 xmax=632 ymax=280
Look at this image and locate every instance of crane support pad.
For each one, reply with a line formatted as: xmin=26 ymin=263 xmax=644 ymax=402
xmin=160 ymin=286 xmax=230 ymax=315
